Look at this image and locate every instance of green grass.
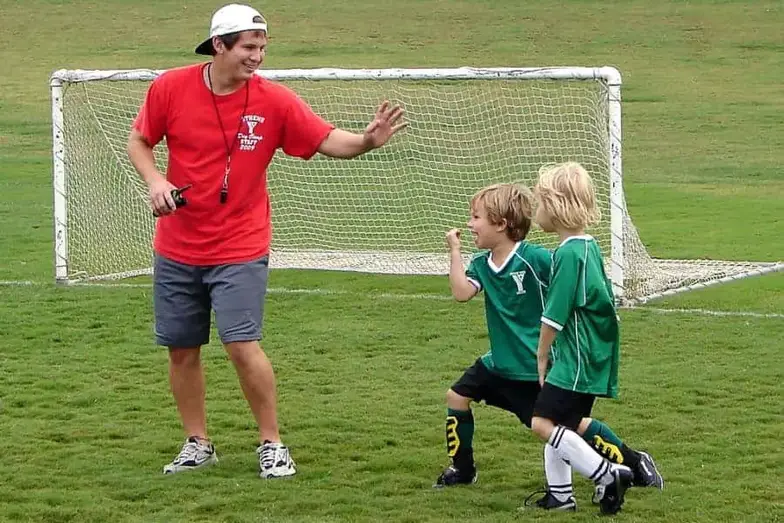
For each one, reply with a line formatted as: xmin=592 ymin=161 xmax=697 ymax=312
xmin=1 ymin=1 xmax=783 ymax=522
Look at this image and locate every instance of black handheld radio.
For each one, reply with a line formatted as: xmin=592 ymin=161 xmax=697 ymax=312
xmin=153 ymin=184 xmax=192 ymax=217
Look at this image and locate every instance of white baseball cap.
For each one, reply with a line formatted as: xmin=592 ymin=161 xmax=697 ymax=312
xmin=195 ymin=4 xmax=268 ymax=55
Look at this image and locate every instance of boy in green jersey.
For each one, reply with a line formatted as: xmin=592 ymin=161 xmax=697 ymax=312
xmin=530 ymin=162 xmax=651 ymax=515
xmin=435 ymin=183 xmax=549 ymax=489
xmin=435 ymin=182 xmax=662 ymax=505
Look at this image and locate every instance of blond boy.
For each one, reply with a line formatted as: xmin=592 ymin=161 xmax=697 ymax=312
xmin=436 ymin=183 xmax=551 ymax=487
xmin=529 ymin=162 xmax=640 ymax=515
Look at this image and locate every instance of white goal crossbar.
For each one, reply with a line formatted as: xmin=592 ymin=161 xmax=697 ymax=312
xmin=50 ymin=66 xmax=783 ymax=303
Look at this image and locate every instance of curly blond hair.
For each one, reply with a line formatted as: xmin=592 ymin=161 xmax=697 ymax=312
xmin=535 ymin=162 xmax=600 ymax=230
xmin=470 ymin=183 xmax=533 ymax=241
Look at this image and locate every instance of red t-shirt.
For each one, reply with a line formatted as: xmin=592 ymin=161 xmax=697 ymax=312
xmin=133 ymin=63 xmax=334 ymax=265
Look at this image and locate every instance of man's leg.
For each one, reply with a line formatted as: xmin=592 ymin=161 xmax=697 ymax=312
xmin=224 ymin=340 xmax=280 ymax=443
xmin=208 ymin=256 xmax=294 ymax=478
xmin=154 ymin=254 xmax=214 ymax=474
xmin=169 ymin=347 xmax=208 ymax=440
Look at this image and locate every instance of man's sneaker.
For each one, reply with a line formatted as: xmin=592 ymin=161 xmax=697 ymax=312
xmin=163 ymin=436 xmax=218 ymax=474
xmin=523 ymin=489 xmax=577 ymax=511
xmin=632 ymin=451 xmax=664 ymax=490
xmin=257 ymin=440 xmax=296 ymax=479
xmin=595 ymin=466 xmax=634 ymax=515
xmin=433 ymin=465 xmax=477 ymax=488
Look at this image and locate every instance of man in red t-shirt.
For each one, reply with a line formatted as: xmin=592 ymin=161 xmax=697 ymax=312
xmin=127 ymin=3 xmax=406 ymax=479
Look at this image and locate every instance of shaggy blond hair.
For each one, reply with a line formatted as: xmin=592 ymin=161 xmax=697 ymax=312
xmin=535 ymin=162 xmax=600 ymax=230
xmin=470 ymin=183 xmax=533 ymax=241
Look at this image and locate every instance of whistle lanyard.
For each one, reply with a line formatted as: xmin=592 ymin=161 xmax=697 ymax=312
xmin=206 ymin=63 xmax=250 ymax=204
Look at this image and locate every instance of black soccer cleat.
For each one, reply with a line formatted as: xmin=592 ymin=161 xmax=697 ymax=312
xmin=632 ymin=451 xmax=664 ymax=490
xmin=524 ymin=489 xmax=577 ymax=511
xmin=597 ymin=466 xmax=634 ymax=515
xmin=433 ymin=465 xmax=477 ymax=488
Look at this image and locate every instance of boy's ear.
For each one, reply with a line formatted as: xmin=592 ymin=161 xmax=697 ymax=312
xmin=496 ymin=218 xmax=509 ymax=233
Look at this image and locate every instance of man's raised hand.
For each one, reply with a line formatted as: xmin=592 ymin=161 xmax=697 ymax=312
xmin=362 ymin=100 xmax=408 ymax=150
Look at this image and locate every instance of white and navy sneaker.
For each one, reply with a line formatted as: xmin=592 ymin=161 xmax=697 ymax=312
xmin=163 ymin=436 xmax=218 ymax=474
xmin=257 ymin=440 xmax=296 ymax=479
xmin=633 ymin=451 xmax=665 ymax=490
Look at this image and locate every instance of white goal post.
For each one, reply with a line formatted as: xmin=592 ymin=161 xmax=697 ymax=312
xmin=50 ymin=66 xmax=783 ymax=303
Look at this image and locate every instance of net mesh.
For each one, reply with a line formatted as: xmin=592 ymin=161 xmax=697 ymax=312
xmin=53 ymin=69 xmax=782 ymax=302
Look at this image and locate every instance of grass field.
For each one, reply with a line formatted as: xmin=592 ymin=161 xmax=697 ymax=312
xmin=1 ymin=1 xmax=783 ymax=522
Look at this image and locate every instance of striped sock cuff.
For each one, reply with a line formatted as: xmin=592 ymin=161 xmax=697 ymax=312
xmin=548 ymin=483 xmax=574 ymax=494
xmin=548 ymin=482 xmax=574 ymax=503
xmin=589 ymin=459 xmax=611 ymax=483
xmin=549 ymin=425 xmax=567 ymax=448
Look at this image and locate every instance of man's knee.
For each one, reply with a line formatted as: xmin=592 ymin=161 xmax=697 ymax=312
xmin=169 ymin=347 xmax=201 ymax=366
xmin=224 ymin=340 xmax=263 ymax=367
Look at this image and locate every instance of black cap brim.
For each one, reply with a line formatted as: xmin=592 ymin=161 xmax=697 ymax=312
xmin=195 ymin=38 xmax=214 ymax=55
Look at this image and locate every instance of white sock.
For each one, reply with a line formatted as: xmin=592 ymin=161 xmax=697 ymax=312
xmin=549 ymin=425 xmax=620 ymax=486
xmin=544 ymin=443 xmax=573 ymax=502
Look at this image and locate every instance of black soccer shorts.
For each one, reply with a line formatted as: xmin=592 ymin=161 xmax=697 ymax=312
xmin=532 ymin=382 xmax=596 ymax=431
xmin=450 ymin=358 xmax=541 ymax=428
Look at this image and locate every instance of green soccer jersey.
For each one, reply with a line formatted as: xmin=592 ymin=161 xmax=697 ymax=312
xmin=541 ymin=235 xmax=620 ymax=398
xmin=466 ymin=241 xmax=552 ymax=381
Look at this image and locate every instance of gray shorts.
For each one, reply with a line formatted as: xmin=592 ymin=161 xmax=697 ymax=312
xmin=153 ymin=253 xmax=269 ymax=347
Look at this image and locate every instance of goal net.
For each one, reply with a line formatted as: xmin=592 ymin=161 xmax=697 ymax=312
xmin=50 ymin=67 xmax=783 ymax=303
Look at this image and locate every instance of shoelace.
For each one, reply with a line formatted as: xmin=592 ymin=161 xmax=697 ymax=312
xmin=523 ymin=488 xmax=549 ymax=507
xmin=259 ymin=444 xmax=279 ymax=469
xmin=174 ymin=441 xmax=200 ymax=464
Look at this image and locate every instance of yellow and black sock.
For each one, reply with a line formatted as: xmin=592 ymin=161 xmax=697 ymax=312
xmin=582 ymin=419 xmax=640 ymax=467
xmin=446 ymin=408 xmax=475 ymax=471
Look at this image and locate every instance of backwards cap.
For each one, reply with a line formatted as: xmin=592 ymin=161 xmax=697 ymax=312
xmin=195 ymin=4 xmax=268 ymax=55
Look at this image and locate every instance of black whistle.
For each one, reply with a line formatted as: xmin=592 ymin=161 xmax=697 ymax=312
xmin=153 ymin=184 xmax=192 ymax=217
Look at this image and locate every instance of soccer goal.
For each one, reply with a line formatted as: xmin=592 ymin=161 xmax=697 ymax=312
xmin=49 ymin=66 xmax=783 ymax=303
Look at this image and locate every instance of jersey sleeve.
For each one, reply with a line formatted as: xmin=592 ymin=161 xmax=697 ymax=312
xmin=465 ymin=257 xmax=482 ymax=292
xmin=541 ymin=247 xmax=580 ymax=331
xmin=132 ymin=77 xmax=168 ymax=146
xmin=280 ymin=89 xmax=336 ymax=159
